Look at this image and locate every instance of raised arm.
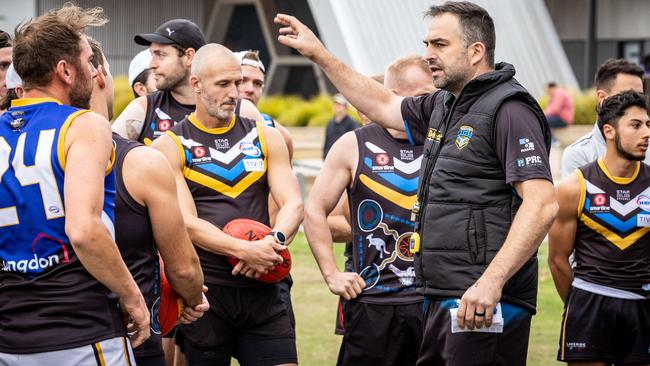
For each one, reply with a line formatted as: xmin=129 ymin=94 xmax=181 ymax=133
xmin=112 ymin=96 xmax=147 ymax=141
xmin=304 ymin=131 xmax=365 ymax=299
xmin=548 ymin=173 xmax=581 ymax=303
xmin=64 ymin=112 xmax=149 ymax=347
xmin=152 ymin=134 xmax=282 ymax=277
xmin=274 ymin=14 xmax=405 ymax=131
xmin=121 ymin=145 xmax=204 ymax=307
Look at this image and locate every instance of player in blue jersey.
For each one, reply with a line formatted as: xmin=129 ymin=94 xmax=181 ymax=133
xmin=0 ymin=4 xmax=149 ymax=364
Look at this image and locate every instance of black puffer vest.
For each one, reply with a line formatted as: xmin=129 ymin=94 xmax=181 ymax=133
xmin=414 ymin=63 xmax=550 ymax=313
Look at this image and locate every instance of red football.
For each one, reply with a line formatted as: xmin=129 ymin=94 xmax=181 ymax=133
xmin=159 ymin=258 xmax=184 ymax=336
xmin=224 ymin=218 xmax=291 ymax=283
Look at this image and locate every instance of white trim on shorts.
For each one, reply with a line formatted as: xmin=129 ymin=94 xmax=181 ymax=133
xmin=572 ymin=277 xmax=645 ymax=300
xmin=0 ymin=336 xmax=135 ymax=366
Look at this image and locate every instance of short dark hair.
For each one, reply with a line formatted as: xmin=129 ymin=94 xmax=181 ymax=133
xmin=547 ymin=82 xmax=557 ymax=88
xmin=13 ymin=2 xmax=107 ymax=89
xmin=594 ymin=59 xmax=644 ymax=92
xmin=425 ymin=1 xmax=495 ymax=67
xmin=597 ymin=90 xmax=647 ymax=137
xmin=86 ymin=36 xmax=107 ymax=76
xmin=132 ymin=68 xmax=152 ymax=98
xmin=0 ymin=30 xmax=11 ymax=48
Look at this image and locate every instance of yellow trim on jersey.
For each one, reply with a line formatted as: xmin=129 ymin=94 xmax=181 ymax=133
xmin=164 ymin=130 xmax=187 ymax=170
xmin=580 ymin=214 xmax=650 ymax=250
xmin=143 ymin=137 xmax=153 ymax=146
xmin=188 ymin=113 xmax=236 ymax=135
xmin=255 ymin=121 xmax=268 ymax=159
xmin=184 ymin=168 xmax=266 ymax=199
xmin=576 ymin=169 xmax=586 ymax=218
xmin=105 ymin=146 xmax=116 ymax=176
xmin=11 ymin=97 xmax=62 ymax=107
xmin=359 ymin=174 xmax=417 ymax=210
xmin=56 ymin=109 xmax=91 ymax=171
xmin=597 ymin=158 xmax=639 ymax=185
xmin=93 ymin=342 xmax=107 ymax=366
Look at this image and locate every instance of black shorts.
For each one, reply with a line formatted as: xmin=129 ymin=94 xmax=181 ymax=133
xmin=337 ymin=300 xmax=423 ymax=366
xmin=179 ymin=284 xmax=297 ymax=366
xmin=558 ymin=287 xmax=650 ymax=364
xmin=278 ymin=274 xmax=295 ymax=329
xmin=416 ymin=298 xmax=532 ymax=366
xmin=335 ymin=243 xmax=355 ymax=335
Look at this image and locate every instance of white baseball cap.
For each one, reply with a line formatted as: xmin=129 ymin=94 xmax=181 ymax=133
xmin=233 ymin=50 xmax=265 ymax=73
xmin=6 ymin=63 xmax=22 ymax=89
xmin=128 ymin=49 xmax=152 ymax=87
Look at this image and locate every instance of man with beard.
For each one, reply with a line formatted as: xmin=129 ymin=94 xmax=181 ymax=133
xmin=0 ymin=4 xmax=149 ymax=364
xmin=305 ymin=54 xmax=435 ymax=366
xmin=274 ymin=1 xmax=558 ymax=364
xmin=88 ymin=37 xmax=209 ymax=366
xmin=548 ymin=90 xmax=650 ymax=365
xmin=129 ymin=49 xmax=158 ymax=98
xmin=113 ymin=19 xmax=205 ymax=146
xmin=153 ymin=43 xmax=303 ymax=366
xmin=0 ymin=30 xmax=12 ymax=109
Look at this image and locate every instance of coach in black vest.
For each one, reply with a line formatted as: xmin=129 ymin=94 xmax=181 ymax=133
xmin=275 ymin=1 xmax=558 ymax=364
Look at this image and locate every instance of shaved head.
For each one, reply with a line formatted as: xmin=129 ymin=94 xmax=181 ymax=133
xmin=189 ymin=43 xmax=242 ymax=123
xmin=191 ymin=43 xmax=239 ymax=78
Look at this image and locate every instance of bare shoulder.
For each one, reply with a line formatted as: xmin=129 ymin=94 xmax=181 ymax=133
xmin=325 ymin=130 xmax=358 ymax=166
xmin=124 ymin=146 xmax=173 ymax=183
xmin=556 ymin=172 xmax=582 ymax=207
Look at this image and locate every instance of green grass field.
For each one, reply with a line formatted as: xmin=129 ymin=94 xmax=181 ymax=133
xmin=286 ymin=233 xmax=565 ymax=365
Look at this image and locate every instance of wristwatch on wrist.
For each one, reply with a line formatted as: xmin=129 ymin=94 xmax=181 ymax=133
xmin=269 ymin=231 xmax=286 ymax=245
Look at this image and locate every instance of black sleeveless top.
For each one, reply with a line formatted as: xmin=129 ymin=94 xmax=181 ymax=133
xmin=575 ymin=159 xmax=650 ymax=298
xmin=139 ymin=90 xmax=194 ymax=146
xmin=113 ymin=133 xmax=162 ymax=356
xmin=349 ymin=123 xmax=423 ymax=304
xmin=167 ymin=113 xmax=270 ymax=287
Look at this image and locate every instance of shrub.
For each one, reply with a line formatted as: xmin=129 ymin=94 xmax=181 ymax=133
xmin=113 ymin=75 xmax=134 ymax=122
xmin=537 ymin=88 xmax=597 ymax=126
xmin=259 ymin=94 xmax=362 ymax=127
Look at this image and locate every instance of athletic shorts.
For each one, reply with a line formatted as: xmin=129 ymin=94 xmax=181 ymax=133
xmin=335 ymin=297 xmax=347 ymax=335
xmin=278 ymin=274 xmax=296 ymax=329
xmin=416 ymin=298 xmax=532 ymax=366
xmin=337 ymin=300 xmax=423 ymax=366
xmin=558 ymin=287 xmax=650 ymax=363
xmin=0 ymin=336 xmax=135 ymax=366
xmin=179 ymin=284 xmax=297 ymax=366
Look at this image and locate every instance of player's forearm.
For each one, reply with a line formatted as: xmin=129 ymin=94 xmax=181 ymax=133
xmin=271 ymin=197 xmax=303 ymax=242
xmin=480 ymin=193 xmax=558 ymax=287
xmin=304 ymin=207 xmax=340 ymax=280
xmin=67 ymin=220 xmax=141 ymax=300
xmin=163 ymin=239 xmax=204 ymax=307
xmin=313 ymin=51 xmax=403 ymax=130
xmin=548 ymin=254 xmax=573 ymax=303
xmin=328 ymin=214 xmax=352 ymax=243
xmin=185 ymin=216 xmax=248 ymax=258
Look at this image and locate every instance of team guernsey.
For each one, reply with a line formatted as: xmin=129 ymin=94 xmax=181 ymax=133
xmin=166 ymin=112 xmax=270 ymax=287
xmin=0 ymin=98 xmax=123 ymax=353
xmin=113 ymin=133 xmax=163 ymax=358
xmin=349 ymin=123 xmax=423 ymax=304
xmin=139 ymin=90 xmax=194 ymax=146
xmin=573 ymin=159 xmax=650 ymax=298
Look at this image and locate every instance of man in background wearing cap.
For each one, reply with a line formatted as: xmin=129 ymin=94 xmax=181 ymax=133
xmin=128 ymin=49 xmax=157 ymax=98
xmin=0 ymin=64 xmax=23 ymax=112
xmin=323 ymin=94 xmax=359 ymax=158
xmin=113 ymin=19 xmax=205 ymax=146
xmin=0 ymin=30 xmax=13 ymax=108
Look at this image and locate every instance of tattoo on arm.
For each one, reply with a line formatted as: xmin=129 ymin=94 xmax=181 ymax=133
xmin=126 ymin=119 xmax=145 ymax=141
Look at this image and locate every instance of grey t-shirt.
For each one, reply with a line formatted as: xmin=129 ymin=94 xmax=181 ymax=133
xmin=561 ymin=122 xmax=650 ymax=178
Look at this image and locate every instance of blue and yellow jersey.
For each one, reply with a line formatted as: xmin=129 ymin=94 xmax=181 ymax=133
xmin=167 ymin=112 xmax=270 ymax=287
xmin=349 ymin=123 xmax=423 ymax=304
xmin=0 ymin=98 xmax=122 ymax=353
xmin=575 ymin=159 xmax=650 ymax=298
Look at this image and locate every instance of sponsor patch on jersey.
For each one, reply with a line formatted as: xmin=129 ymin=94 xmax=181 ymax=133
xmin=214 ymin=138 xmax=230 ymax=150
xmin=637 ymin=195 xmax=650 ymax=212
xmin=637 ymin=214 xmax=650 ymax=227
xmin=455 ymin=125 xmax=473 ymax=150
xmin=193 ymin=146 xmax=206 ymax=158
xmin=158 ymin=120 xmax=172 ymax=132
xmin=375 ymin=153 xmax=390 ymax=166
xmin=243 ymin=158 xmax=265 ymax=172
xmin=519 ymin=137 xmax=535 ymax=152
xmin=594 ymin=194 xmax=607 ymax=206
xmin=239 ymin=142 xmax=261 ymax=157
xmin=517 ymin=155 xmax=543 ymax=167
